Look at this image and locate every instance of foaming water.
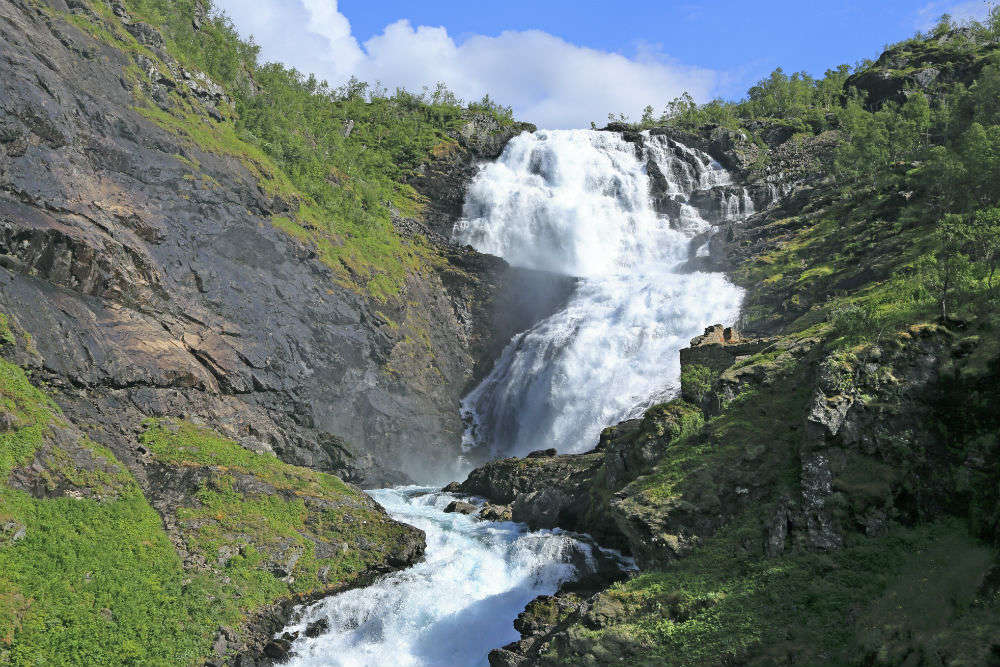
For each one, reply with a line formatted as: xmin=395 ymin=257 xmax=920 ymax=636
xmin=281 ymin=487 xmax=630 ymax=667
xmin=455 ymin=129 xmax=745 ymax=457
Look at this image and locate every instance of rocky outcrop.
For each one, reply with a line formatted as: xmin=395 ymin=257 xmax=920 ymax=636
xmin=648 ymin=125 xmax=762 ymax=178
xmin=845 ymin=28 xmax=1000 ymax=110
xmin=454 ymin=399 xmax=706 ymax=557
xmin=679 ymin=324 xmax=774 ymax=374
xmin=408 ymin=114 xmax=535 ymax=240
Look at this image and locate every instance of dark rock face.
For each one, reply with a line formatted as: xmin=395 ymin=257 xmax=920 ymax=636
xmin=303 ymin=618 xmax=329 ymax=638
xmin=844 ymin=30 xmax=1000 ymax=110
xmin=478 ymin=502 xmax=512 ymax=521
xmin=0 ymin=2 xmax=551 ymax=487
xmin=649 ymin=125 xmax=761 ymax=178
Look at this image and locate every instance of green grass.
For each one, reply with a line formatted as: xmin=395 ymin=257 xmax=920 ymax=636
xmin=0 ymin=372 xmax=413 ymax=665
xmin=0 ymin=484 xmax=217 ymax=665
xmin=139 ymin=417 xmax=416 ymax=599
xmin=0 ymin=360 xmax=57 ymax=476
xmin=548 ymin=518 xmax=997 ymax=666
xmin=626 ymin=374 xmax=809 ymax=506
xmin=140 ymin=418 xmax=355 ymax=498
xmin=0 ymin=359 xmax=220 ymax=665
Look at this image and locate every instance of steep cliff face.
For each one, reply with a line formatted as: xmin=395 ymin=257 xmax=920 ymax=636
xmin=0 ymin=0 xmax=558 ymax=488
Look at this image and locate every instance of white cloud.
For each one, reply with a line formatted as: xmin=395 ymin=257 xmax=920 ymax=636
xmin=213 ymin=0 xmax=718 ymax=128
xmin=916 ymin=0 xmax=993 ymax=28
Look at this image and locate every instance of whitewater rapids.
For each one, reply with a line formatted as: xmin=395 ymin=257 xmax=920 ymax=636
xmin=281 ymin=488 xmax=630 ymax=667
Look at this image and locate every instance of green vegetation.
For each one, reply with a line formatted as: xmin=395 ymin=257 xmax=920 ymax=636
xmin=0 ymin=357 xmax=215 ymax=665
xmin=544 ymin=518 xmax=998 ymax=666
xmin=626 ymin=371 xmax=809 ymax=509
xmin=139 ymin=419 xmax=354 ymax=498
xmin=0 ymin=354 xmax=412 ymax=665
xmin=70 ymin=0 xmax=517 ymax=300
xmin=679 ymin=364 xmax=714 ymax=404
xmin=139 ymin=418 xmax=416 ymax=598
xmin=564 ymin=12 xmax=1000 ymax=664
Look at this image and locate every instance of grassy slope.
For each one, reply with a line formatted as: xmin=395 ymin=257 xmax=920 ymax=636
xmin=550 ymin=519 xmax=995 ymax=666
xmin=532 ymin=344 xmax=999 ymax=665
xmin=0 ymin=355 xmax=210 ymax=666
xmin=0 ymin=321 xmax=413 ymax=665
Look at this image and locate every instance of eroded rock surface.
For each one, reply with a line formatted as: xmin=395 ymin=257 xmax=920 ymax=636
xmin=0 ymin=1 xmax=559 ymax=488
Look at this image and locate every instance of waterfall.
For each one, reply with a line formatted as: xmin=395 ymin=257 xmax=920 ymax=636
xmin=454 ymin=129 xmax=745 ymax=458
xmin=277 ymin=130 xmax=750 ymax=667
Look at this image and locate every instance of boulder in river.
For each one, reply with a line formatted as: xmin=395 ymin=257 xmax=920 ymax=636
xmin=444 ymin=500 xmax=479 ymax=515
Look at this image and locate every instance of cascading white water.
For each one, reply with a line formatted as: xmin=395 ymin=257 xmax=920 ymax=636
xmin=281 ymin=488 xmax=631 ymax=667
xmin=278 ymin=129 xmax=751 ymax=667
xmin=454 ymin=129 xmax=745 ymax=458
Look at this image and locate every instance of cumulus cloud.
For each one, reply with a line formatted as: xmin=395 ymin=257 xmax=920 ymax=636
xmin=213 ymin=0 xmax=718 ymax=128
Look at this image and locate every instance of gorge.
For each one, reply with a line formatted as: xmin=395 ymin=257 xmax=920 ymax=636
xmin=275 ymin=128 xmax=751 ymax=665
xmin=2 ymin=1 xmax=1000 ymax=666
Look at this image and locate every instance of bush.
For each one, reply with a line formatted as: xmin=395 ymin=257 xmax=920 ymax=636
xmin=681 ymin=364 xmax=715 ymax=405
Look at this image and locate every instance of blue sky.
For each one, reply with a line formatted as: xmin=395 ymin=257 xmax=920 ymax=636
xmin=215 ymin=0 xmax=994 ymax=127
xmin=339 ymin=0 xmax=990 ymax=93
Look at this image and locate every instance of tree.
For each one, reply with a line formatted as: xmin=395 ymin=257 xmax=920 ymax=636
xmin=835 ymin=96 xmax=889 ymax=186
xmin=971 ymin=208 xmax=1000 ymax=292
xmin=960 ymin=122 xmax=1000 ymax=207
xmin=894 ymin=92 xmax=932 ymax=158
xmin=641 ymin=105 xmax=656 ymax=126
xmin=918 ymin=215 xmax=977 ymax=318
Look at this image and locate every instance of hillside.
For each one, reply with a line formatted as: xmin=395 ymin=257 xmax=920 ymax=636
xmin=457 ymin=14 xmax=1000 ymax=667
xmin=2 ymin=1 xmax=1000 ymax=665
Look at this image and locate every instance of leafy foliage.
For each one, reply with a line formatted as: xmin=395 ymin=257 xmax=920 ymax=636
xmin=679 ymin=364 xmax=714 ymax=405
xmin=106 ymin=0 xmax=515 ymax=300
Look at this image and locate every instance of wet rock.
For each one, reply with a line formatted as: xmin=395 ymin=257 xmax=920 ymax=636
xmin=478 ymin=503 xmax=513 ymax=522
xmin=443 ymin=500 xmax=478 ymax=515
xmin=262 ymin=635 xmax=293 ymax=660
xmin=304 ymin=618 xmax=329 ymax=638
xmin=512 ymin=487 xmax=574 ymax=528
xmin=386 ymin=528 xmax=427 ymax=567
xmin=525 ymin=448 xmax=557 ymax=459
